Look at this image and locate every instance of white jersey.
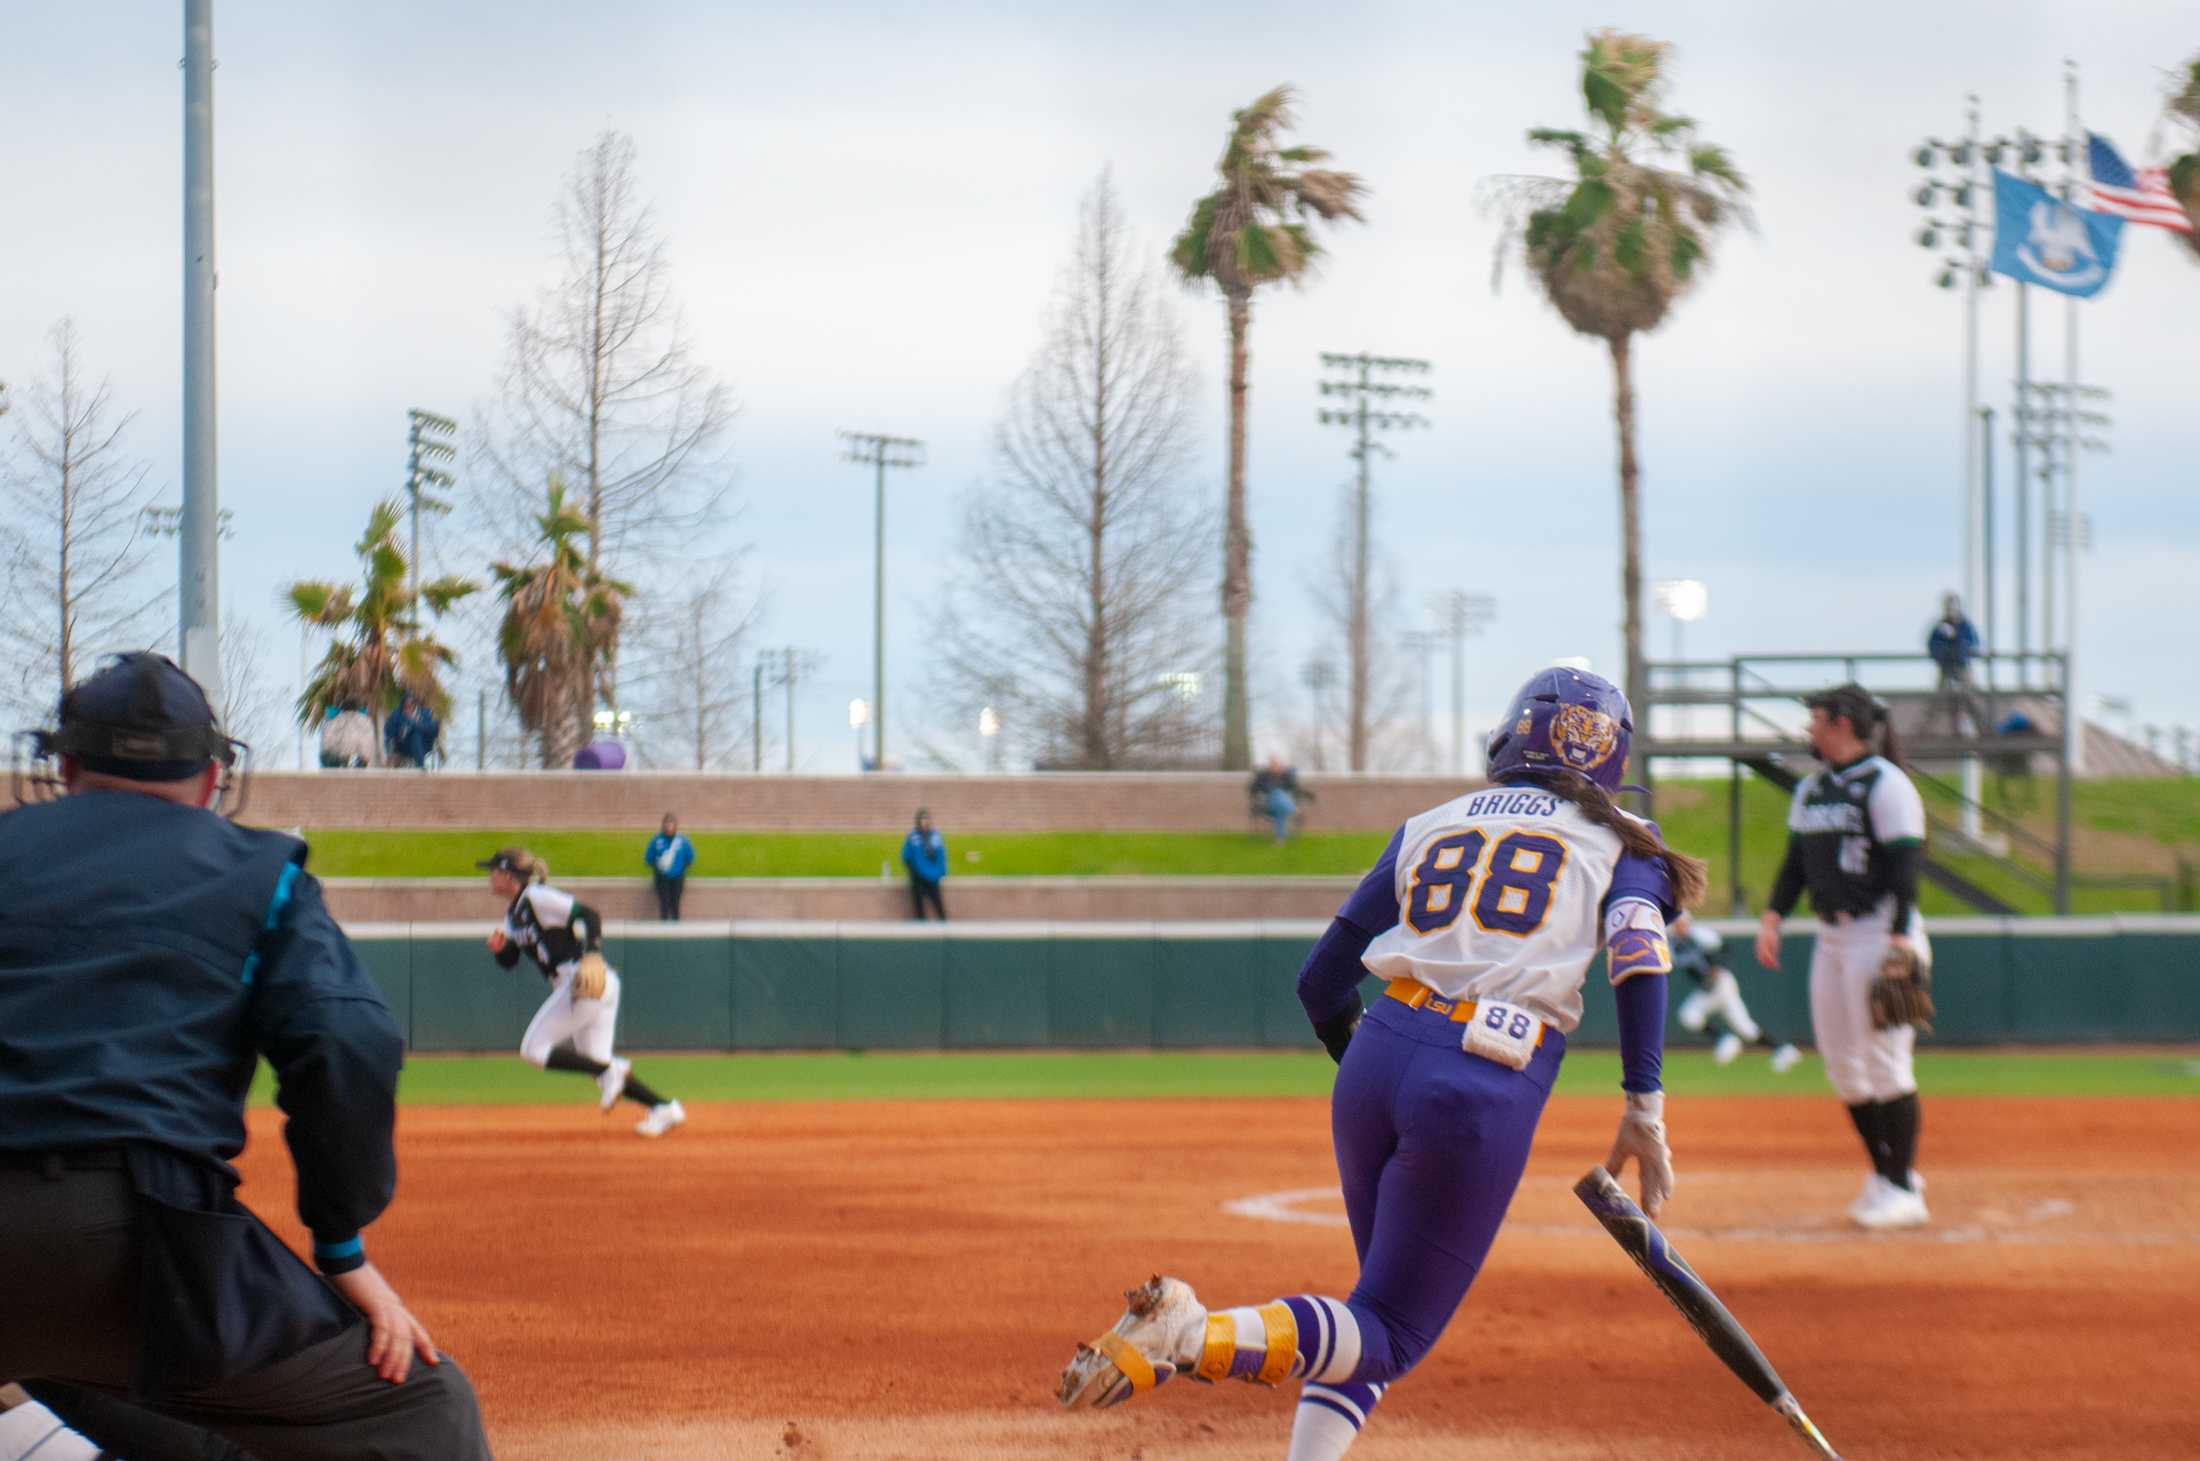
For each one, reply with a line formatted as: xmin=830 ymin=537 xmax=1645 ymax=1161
xmin=1359 ymin=786 xmax=1660 ymax=1033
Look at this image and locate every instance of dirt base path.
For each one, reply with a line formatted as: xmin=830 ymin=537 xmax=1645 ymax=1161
xmin=234 ymin=1093 xmax=2199 ymax=1459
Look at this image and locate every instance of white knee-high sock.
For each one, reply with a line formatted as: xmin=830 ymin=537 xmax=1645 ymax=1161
xmin=1288 ymin=1380 xmax=1387 ymax=1460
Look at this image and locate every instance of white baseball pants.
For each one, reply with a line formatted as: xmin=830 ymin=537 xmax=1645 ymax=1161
xmin=1675 ymin=968 xmax=1761 ymax=1042
xmin=519 ymin=967 xmax=623 ymax=1066
xmin=1807 ymin=903 xmax=1928 ymax=1105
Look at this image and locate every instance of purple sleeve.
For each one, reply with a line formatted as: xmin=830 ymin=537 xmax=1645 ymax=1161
xmin=1295 ymin=826 xmax=1404 ymax=1026
xmin=1602 ymin=828 xmax=1677 ymax=920
xmin=1336 ymin=826 xmax=1405 ymax=935
xmin=1613 ymin=971 xmax=1668 ymax=1093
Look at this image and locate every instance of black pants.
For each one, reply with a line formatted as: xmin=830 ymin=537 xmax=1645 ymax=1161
xmin=910 ymin=876 xmax=946 ymax=921
xmin=0 ymin=1165 xmax=491 ymax=1461
xmin=653 ymin=871 xmax=685 ymax=921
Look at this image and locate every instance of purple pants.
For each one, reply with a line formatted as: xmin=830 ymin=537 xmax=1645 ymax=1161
xmin=1329 ymin=995 xmax=1565 ymax=1383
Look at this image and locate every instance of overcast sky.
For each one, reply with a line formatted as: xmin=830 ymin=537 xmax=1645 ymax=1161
xmin=4 ymin=0 xmax=2195 ymax=773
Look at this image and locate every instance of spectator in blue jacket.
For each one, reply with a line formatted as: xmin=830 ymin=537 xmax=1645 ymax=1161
xmin=382 ymin=693 xmax=440 ymax=769
xmin=901 ymin=809 xmax=948 ymax=921
xmin=643 ymin=812 xmax=695 ymax=921
xmin=1926 ymin=593 xmax=1985 ymax=736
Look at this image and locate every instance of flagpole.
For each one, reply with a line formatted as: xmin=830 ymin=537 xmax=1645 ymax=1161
xmin=2056 ymin=57 xmax=2081 ymax=911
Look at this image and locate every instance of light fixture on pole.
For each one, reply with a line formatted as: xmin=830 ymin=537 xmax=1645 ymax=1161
xmin=1318 ymin=351 xmax=1432 ymax=772
xmin=977 ymin=704 xmax=1001 ymax=772
xmin=405 ymin=408 xmax=458 ymax=609
xmin=1429 ymin=591 xmax=1495 ymax=775
xmin=1651 ymin=579 xmax=1708 ymax=664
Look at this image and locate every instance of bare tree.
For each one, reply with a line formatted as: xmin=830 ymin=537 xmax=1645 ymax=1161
xmin=625 ymin=565 xmax=760 ymax=770
xmin=216 ymin=607 xmax=281 ymax=756
xmin=940 ymin=170 xmax=1214 ymax=769
xmin=0 ymin=319 xmax=159 ymax=717
xmin=473 ymin=130 xmax=738 ymax=715
xmin=1307 ymin=484 xmax=1417 ymax=771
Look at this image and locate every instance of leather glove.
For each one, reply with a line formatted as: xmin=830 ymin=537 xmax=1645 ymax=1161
xmin=1606 ymin=1089 xmax=1674 ymax=1218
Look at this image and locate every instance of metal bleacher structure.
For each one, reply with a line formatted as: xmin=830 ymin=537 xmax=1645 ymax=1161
xmin=1634 ymin=650 xmax=2189 ymax=916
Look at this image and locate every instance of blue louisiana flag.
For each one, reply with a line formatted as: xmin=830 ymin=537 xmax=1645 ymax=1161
xmin=1991 ymin=169 xmax=2123 ymax=297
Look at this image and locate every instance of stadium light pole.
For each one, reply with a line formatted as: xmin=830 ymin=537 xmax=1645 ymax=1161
xmin=405 ymin=409 xmax=458 ymax=608
xmin=839 ymin=431 xmax=924 ymax=770
xmin=1430 ymin=590 xmax=1495 ymax=777
xmin=1400 ymin=629 xmax=1444 ymax=772
xmin=180 ymin=0 xmax=220 ymax=689
xmin=1318 ymin=352 xmax=1432 ymax=772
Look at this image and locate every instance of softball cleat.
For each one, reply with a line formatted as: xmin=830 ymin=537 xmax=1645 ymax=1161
xmin=636 ymin=1099 xmax=686 ymax=1137
xmin=597 ymin=1056 xmax=632 ymax=1113
xmin=1056 ymin=1275 xmax=1206 ymax=1410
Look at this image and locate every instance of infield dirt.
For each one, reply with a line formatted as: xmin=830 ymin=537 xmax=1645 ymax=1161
xmin=235 ymin=1093 xmax=2197 ymax=1459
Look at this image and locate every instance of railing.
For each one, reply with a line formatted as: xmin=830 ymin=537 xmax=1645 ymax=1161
xmin=1638 ymin=650 xmax=2091 ymax=914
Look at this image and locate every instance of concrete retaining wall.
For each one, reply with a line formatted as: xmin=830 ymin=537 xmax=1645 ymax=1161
xmin=245 ymin=771 xmax=1474 ymax=833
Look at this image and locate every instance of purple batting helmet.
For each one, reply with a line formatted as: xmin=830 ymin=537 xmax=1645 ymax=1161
xmin=1484 ymin=666 xmax=1634 ymax=793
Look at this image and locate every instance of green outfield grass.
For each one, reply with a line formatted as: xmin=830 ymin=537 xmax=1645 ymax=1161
xmin=290 ymin=777 xmax=2196 ymax=916
xmin=249 ymin=1047 xmax=2200 ymax=1108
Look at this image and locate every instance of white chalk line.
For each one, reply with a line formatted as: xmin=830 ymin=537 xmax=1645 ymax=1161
xmin=1220 ymin=1182 xmax=2198 ymax=1247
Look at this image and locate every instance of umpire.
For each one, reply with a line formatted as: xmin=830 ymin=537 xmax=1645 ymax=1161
xmin=0 ymin=654 xmax=491 ymax=1460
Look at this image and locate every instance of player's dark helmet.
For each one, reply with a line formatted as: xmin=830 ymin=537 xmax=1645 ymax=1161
xmin=1803 ymin=683 xmax=1886 ymax=738
xmin=1484 ymin=666 xmax=1633 ymax=794
xmin=12 ymin=652 xmax=249 ymax=812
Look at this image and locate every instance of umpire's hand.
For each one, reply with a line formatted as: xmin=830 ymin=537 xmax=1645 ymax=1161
xmin=331 ymin=1263 xmax=441 ymax=1384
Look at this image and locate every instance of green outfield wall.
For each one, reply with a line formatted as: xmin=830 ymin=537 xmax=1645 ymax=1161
xmin=347 ymin=918 xmax=2200 ymax=1053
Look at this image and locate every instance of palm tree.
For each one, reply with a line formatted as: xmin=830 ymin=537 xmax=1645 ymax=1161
xmin=491 ymin=477 xmax=631 ymax=768
xmin=2168 ymin=54 xmax=2200 ymax=258
xmin=287 ymin=499 xmax=475 ymax=759
xmin=1482 ymin=31 xmax=1747 ymax=785
xmin=1172 ymin=85 xmax=1366 ymax=771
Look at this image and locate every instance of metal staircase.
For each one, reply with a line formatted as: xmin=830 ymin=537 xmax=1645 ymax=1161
xmin=1635 ymin=651 xmax=2078 ymax=914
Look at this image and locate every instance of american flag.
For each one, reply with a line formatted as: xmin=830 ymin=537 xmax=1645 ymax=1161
xmin=2086 ymin=132 xmax=2193 ymax=234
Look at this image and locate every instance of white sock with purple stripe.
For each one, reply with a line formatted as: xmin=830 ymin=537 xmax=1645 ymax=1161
xmin=1280 ymin=1295 xmax=1363 ymax=1382
xmin=1289 ymin=1379 xmax=1386 ymax=1459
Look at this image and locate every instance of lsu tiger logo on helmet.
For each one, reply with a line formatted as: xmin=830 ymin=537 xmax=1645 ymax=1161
xmin=1549 ymin=704 xmax=1620 ymax=773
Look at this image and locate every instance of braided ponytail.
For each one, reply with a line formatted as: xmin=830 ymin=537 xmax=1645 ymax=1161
xmin=1531 ymin=770 xmax=1708 ymax=909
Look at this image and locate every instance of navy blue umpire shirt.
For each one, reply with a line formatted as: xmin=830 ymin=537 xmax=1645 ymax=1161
xmin=0 ymin=789 xmax=403 ymax=1275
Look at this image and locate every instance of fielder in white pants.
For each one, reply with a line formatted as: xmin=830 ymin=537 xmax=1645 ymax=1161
xmin=1807 ymin=903 xmax=1930 ymax=1112
xmin=1756 ymin=684 xmax=1931 ymax=1230
xmin=480 ymin=847 xmax=687 ymax=1137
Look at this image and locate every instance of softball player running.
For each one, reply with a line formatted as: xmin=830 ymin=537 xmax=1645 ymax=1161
xmin=480 ymin=848 xmax=686 ymax=1137
xmin=1670 ymin=913 xmax=1802 ymax=1071
xmin=1058 ymin=668 xmax=1705 ymax=1460
xmin=1752 ymin=685 xmax=1930 ymax=1229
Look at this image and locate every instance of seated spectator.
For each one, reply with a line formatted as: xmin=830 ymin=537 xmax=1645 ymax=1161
xmin=319 ymin=701 xmax=377 ymax=768
xmin=1993 ymin=709 xmax=2040 ymax=808
xmin=383 ymin=692 xmax=440 ymax=769
xmin=645 ymin=813 xmax=695 ymax=922
xmin=1249 ymin=754 xmax=1313 ymax=845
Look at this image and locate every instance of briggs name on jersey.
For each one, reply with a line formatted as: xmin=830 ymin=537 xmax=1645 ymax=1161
xmin=1459 ymin=790 xmax=1561 ymax=820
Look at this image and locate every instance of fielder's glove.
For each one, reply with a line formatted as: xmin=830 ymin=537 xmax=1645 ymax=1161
xmin=1312 ymin=993 xmax=1363 ymax=1066
xmin=572 ymin=951 xmax=609 ymax=1001
xmin=1606 ymin=1090 xmax=1673 ymax=1218
xmin=1868 ymin=942 xmax=1935 ymax=1034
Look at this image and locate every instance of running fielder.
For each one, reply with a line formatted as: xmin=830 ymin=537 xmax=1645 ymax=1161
xmin=479 ymin=848 xmax=686 ymax=1137
xmin=1671 ymin=913 xmax=1802 ymax=1071
xmin=1058 ymin=668 xmax=1706 ymax=1459
xmin=1753 ymin=685 xmax=1932 ymax=1230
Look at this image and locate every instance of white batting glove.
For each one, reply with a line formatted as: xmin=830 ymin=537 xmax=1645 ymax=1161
xmin=1607 ymin=1090 xmax=1674 ymax=1218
